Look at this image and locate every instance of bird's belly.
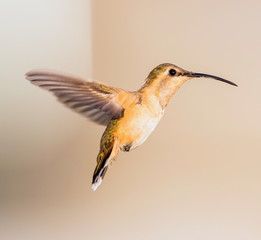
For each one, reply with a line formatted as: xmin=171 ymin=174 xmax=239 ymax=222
xmin=117 ymin=110 xmax=163 ymax=151
xmin=130 ymin=117 xmax=161 ymax=149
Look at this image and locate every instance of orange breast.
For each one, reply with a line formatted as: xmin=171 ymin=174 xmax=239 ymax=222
xmin=114 ymin=92 xmax=164 ymax=151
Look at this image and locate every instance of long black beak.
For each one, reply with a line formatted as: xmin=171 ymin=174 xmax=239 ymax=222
xmin=187 ymin=72 xmax=238 ymax=87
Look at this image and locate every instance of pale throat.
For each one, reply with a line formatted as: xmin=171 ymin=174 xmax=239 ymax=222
xmin=141 ymin=78 xmax=186 ymax=109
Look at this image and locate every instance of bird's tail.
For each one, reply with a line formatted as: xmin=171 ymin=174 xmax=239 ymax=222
xmin=92 ymin=138 xmax=119 ymax=191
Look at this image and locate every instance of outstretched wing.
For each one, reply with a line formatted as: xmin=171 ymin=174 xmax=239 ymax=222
xmin=26 ymin=69 xmax=124 ymax=125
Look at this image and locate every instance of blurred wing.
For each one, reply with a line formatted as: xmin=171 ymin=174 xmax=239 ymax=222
xmin=26 ymin=69 xmax=124 ymax=125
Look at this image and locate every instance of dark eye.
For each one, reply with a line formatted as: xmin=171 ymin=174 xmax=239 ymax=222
xmin=168 ymin=69 xmax=177 ymax=76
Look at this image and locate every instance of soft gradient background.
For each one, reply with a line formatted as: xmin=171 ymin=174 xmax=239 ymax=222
xmin=1 ymin=0 xmax=261 ymax=239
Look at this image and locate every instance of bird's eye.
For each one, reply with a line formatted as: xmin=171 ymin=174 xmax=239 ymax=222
xmin=168 ymin=69 xmax=177 ymax=76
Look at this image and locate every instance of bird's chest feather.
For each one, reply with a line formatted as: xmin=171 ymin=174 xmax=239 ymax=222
xmin=116 ymin=95 xmax=164 ymax=151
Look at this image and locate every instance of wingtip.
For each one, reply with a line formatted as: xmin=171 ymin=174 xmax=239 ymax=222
xmin=24 ymin=68 xmax=88 ymax=82
xmin=25 ymin=69 xmax=46 ymax=77
xmin=25 ymin=70 xmax=33 ymax=80
xmin=25 ymin=69 xmax=46 ymax=81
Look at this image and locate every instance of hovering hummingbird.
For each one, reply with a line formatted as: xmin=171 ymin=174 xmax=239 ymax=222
xmin=26 ymin=63 xmax=237 ymax=190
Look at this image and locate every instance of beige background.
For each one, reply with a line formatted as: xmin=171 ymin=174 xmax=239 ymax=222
xmin=1 ymin=0 xmax=261 ymax=239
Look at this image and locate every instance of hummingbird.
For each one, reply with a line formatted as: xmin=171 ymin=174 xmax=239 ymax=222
xmin=26 ymin=63 xmax=237 ymax=190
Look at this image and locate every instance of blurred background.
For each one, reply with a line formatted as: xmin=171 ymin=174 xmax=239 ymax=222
xmin=1 ymin=0 xmax=261 ymax=239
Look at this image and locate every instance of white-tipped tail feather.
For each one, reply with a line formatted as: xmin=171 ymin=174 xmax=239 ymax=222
xmin=92 ymin=178 xmax=103 ymax=191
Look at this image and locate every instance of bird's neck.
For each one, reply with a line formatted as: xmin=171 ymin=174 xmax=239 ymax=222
xmin=139 ymin=78 xmax=185 ymax=109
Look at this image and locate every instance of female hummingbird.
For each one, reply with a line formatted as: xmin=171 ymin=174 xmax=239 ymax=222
xmin=26 ymin=63 xmax=237 ymax=190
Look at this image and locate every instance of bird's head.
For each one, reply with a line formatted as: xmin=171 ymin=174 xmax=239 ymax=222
xmin=145 ymin=63 xmax=237 ymax=88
